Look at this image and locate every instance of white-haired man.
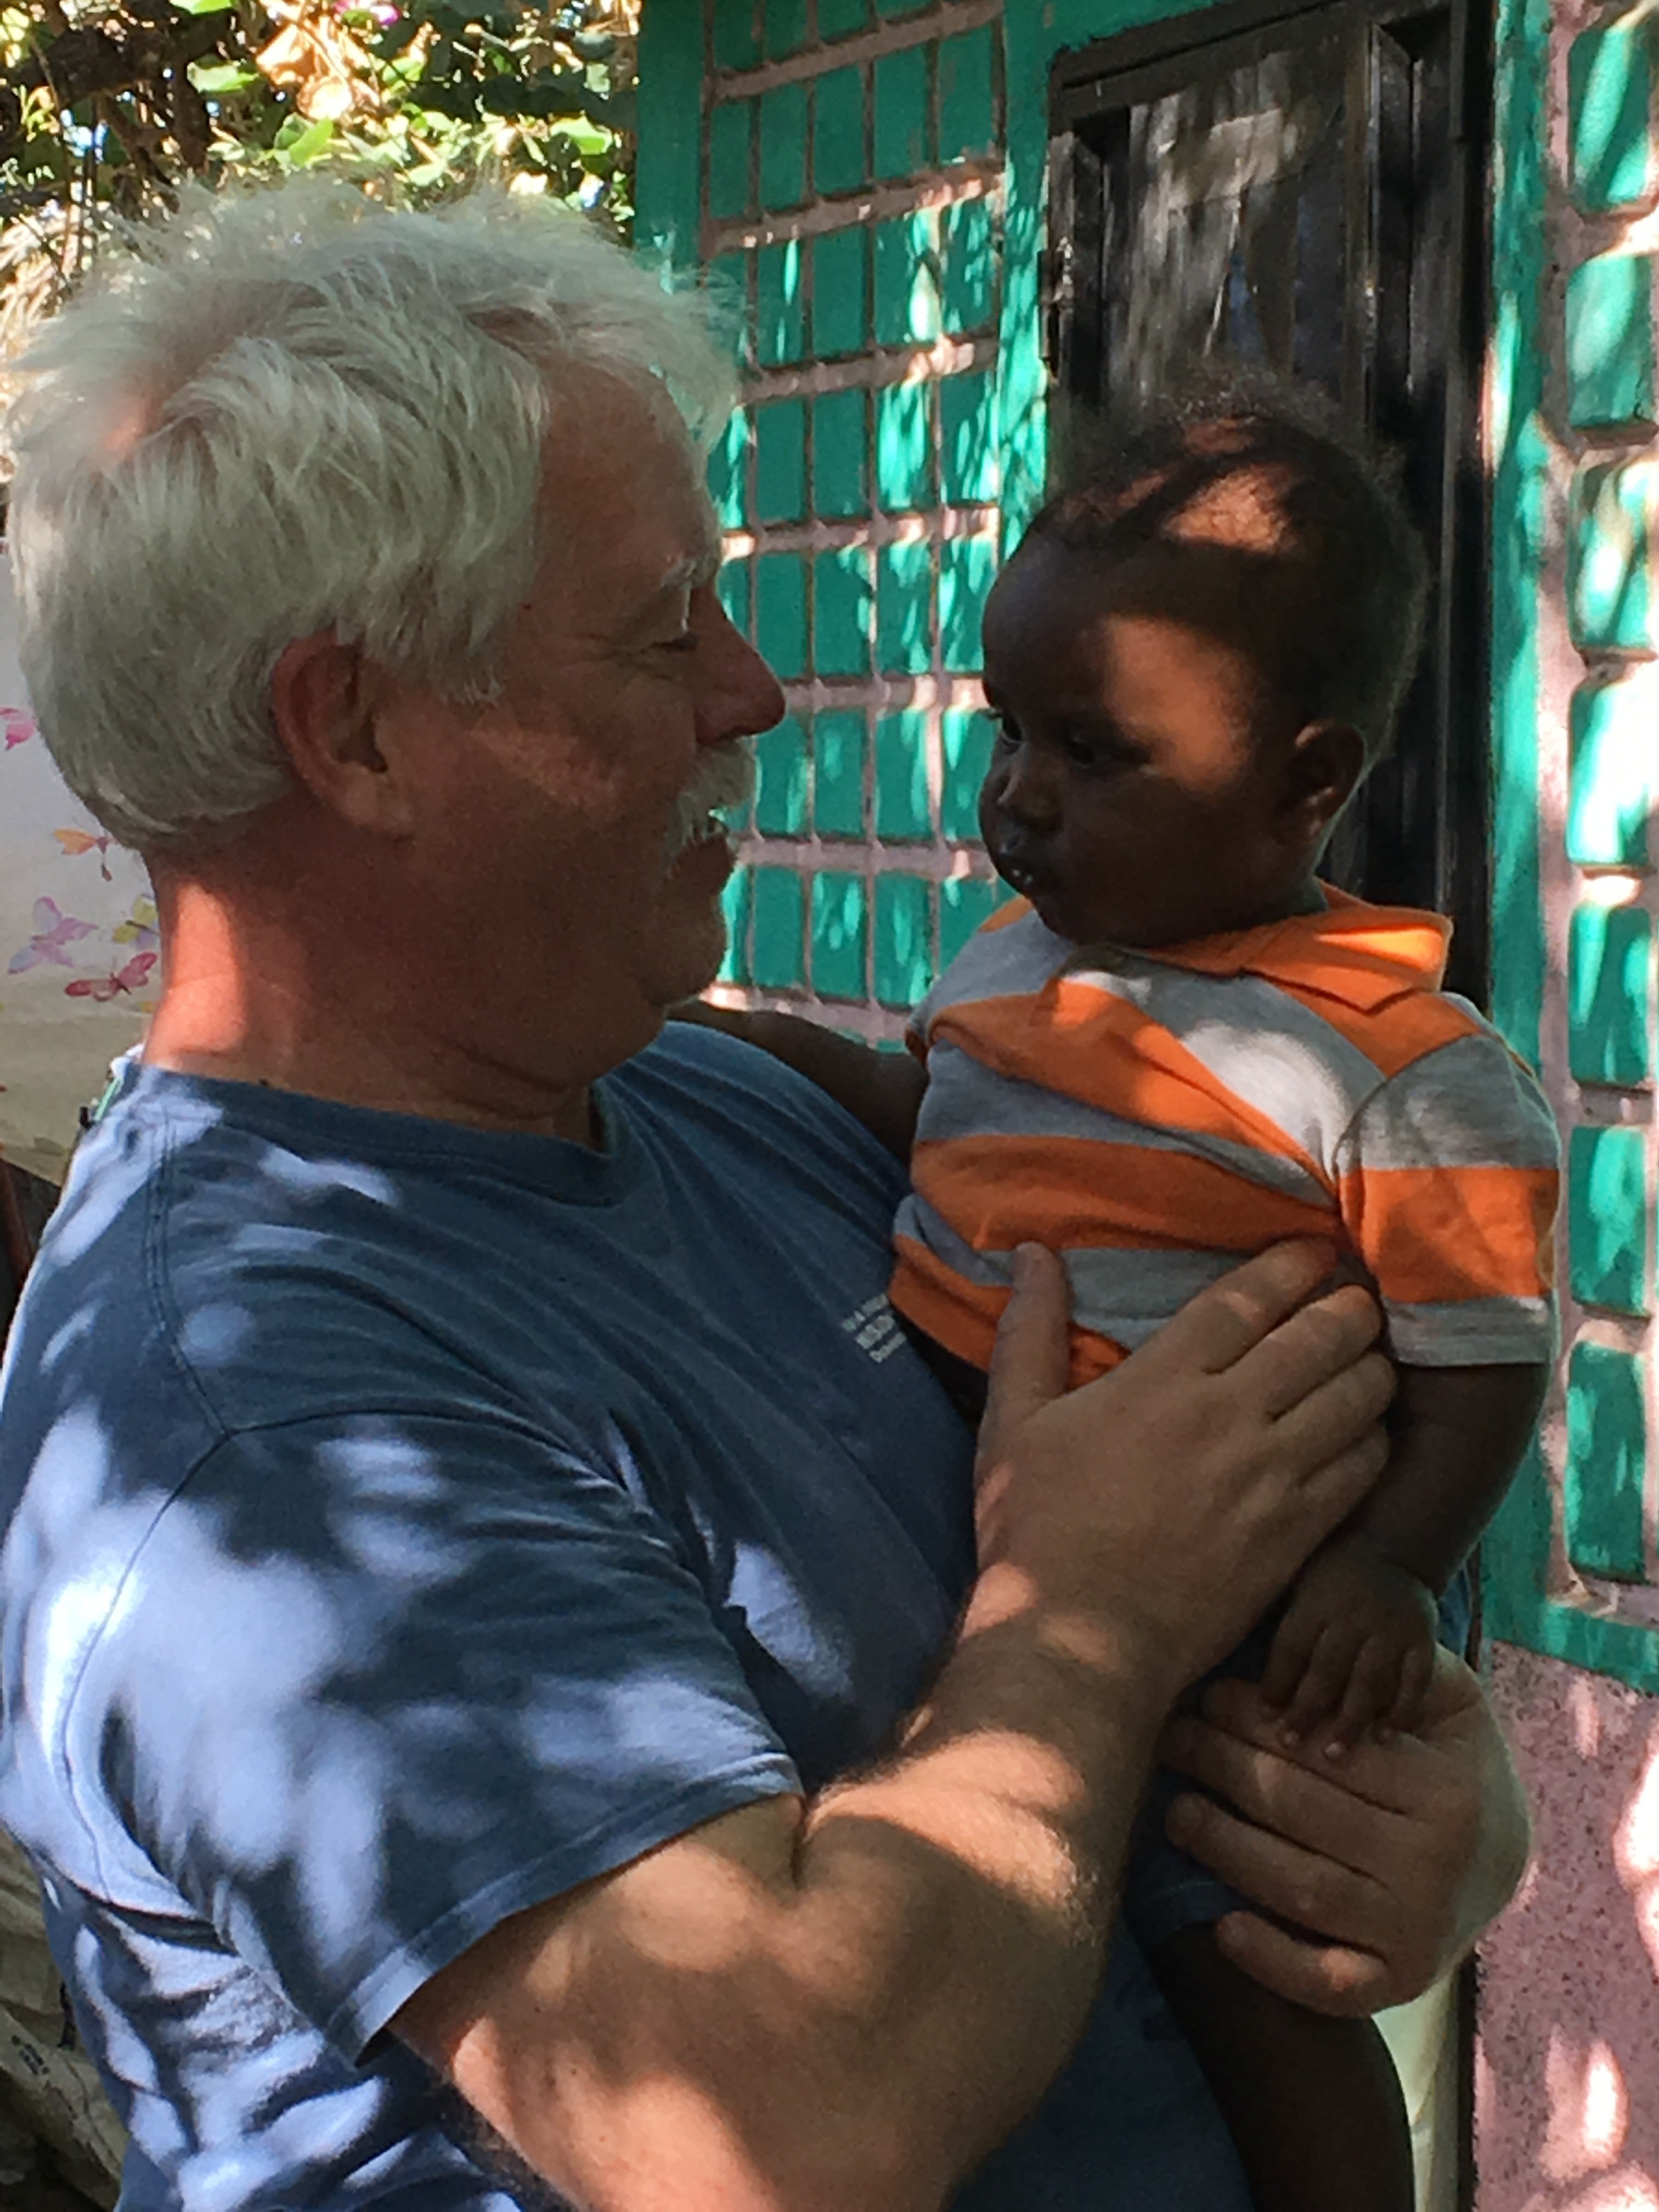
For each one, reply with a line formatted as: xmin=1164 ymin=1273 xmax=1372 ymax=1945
xmin=0 ymin=183 xmax=1525 ymax=2211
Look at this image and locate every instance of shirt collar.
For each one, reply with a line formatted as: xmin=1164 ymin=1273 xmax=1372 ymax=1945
xmin=1079 ymin=885 xmax=1453 ymax=1011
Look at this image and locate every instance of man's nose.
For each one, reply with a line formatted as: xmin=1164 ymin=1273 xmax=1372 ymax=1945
xmin=699 ymin=590 xmax=787 ymax=744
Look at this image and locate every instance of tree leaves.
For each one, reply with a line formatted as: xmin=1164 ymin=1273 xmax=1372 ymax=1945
xmin=0 ymin=0 xmax=640 ymax=307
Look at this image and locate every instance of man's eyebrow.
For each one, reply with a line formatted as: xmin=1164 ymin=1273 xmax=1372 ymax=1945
xmin=657 ymin=543 xmax=721 ymax=594
xmin=615 ymin=546 xmax=720 ymax=636
xmin=657 ymin=554 xmax=700 ymax=592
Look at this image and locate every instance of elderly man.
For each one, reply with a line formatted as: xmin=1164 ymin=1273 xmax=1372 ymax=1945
xmin=0 ymin=183 xmax=1524 ymax=2211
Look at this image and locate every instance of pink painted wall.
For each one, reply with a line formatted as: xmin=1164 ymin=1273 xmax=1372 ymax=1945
xmin=1477 ymin=1641 xmax=1659 ymax=2209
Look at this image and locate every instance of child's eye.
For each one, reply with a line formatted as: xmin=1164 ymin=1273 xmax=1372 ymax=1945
xmin=1060 ymin=727 xmax=1137 ymax=772
xmin=1062 ymin=732 xmax=1108 ymax=766
xmin=991 ymin=715 xmax=1020 ymax=752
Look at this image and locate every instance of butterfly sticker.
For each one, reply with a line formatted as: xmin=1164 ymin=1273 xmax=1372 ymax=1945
xmin=1 ymin=708 xmax=35 ymax=749
xmin=65 ymin=951 xmax=157 ymax=1002
xmin=112 ymin=896 xmax=159 ymax=952
xmin=54 ymin=827 xmax=114 ymax=882
xmin=8 ymin=898 xmax=97 ymax=973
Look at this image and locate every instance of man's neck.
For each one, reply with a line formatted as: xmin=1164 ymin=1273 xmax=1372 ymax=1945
xmin=144 ymin=872 xmax=602 ymax=1147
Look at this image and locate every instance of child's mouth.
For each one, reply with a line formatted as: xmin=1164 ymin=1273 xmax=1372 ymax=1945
xmin=992 ymin=847 xmax=1050 ymax=902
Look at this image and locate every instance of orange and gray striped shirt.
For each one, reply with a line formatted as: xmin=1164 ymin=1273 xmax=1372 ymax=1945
xmin=891 ymin=889 xmax=1559 ymax=1389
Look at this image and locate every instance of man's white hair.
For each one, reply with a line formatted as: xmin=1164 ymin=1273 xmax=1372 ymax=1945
xmin=5 ymin=179 xmax=738 ymax=850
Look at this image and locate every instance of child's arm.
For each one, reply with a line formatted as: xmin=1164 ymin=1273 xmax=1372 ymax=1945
xmin=673 ymin=1001 xmax=926 ymax=1161
xmin=1261 ymin=1360 xmax=1548 ymax=1747
xmin=1350 ymin=1361 xmax=1549 ymax=1590
xmin=1273 ymin=1023 xmax=1559 ymax=1748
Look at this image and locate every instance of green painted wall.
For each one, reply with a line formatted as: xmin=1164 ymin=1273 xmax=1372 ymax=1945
xmin=1481 ymin=0 xmax=1659 ymax=1692
xmin=640 ymin=0 xmax=1013 ymax=1039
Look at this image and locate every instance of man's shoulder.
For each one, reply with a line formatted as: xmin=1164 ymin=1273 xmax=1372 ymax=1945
xmin=2 ymin=1065 xmax=529 ymax=1488
xmin=6 ymin=1032 xmax=909 ymax=1457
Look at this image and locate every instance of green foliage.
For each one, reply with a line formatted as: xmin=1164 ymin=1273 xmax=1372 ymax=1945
xmin=0 ymin=0 xmax=637 ymax=341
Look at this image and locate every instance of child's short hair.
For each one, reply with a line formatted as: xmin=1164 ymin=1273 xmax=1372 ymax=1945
xmin=1023 ymin=392 xmax=1430 ymax=761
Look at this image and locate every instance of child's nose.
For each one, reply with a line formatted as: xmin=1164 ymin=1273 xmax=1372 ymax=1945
xmin=996 ymin=748 xmax=1062 ymax=829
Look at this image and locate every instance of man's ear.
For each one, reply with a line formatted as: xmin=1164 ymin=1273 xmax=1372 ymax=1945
xmin=1282 ymin=720 xmax=1367 ymax=848
xmin=269 ymin=633 xmax=416 ymax=838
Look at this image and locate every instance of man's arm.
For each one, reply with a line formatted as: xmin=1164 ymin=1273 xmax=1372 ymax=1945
xmin=1160 ymin=1649 xmax=1531 ymax=2016
xmin=396 ymin=1243 xmax=1392 ymax=2212
xmin=674 ymin=1001 xmax=925 ymax=1161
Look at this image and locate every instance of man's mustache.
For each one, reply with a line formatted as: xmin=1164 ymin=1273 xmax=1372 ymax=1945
xmin=665 ymin=739 xmax=757 ymax=859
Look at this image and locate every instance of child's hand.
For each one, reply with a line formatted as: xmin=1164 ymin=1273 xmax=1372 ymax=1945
xmin=1259 ymin=1537 xmax=1439 ymax=1753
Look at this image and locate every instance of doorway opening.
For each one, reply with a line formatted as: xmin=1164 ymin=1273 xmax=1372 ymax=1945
xmin=1045 ymin=0 xmax=1492 ymax=999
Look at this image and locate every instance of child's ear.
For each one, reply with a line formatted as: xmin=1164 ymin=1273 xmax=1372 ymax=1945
xmin=1281 ymin=720 xmax=1367 ymax=846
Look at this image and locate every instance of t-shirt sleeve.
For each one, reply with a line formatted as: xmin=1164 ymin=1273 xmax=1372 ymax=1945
xmin=69 ymin=1412 xmax=803 ymax=2059
xmin=1334 ymin=1029 xmax=1560 ymax=1365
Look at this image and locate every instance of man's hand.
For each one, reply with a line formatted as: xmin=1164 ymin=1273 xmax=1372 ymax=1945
xmin=1159 ymin=1647 xmax=1531 ymax=2016
xmin=975 ymin=1241 xmax=1395 ymax=1700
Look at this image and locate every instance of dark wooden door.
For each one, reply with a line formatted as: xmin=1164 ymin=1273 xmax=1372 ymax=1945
xmin=1045 ymin=0 xmax=1491 ymax=999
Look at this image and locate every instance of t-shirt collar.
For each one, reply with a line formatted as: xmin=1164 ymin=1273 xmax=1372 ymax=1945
xmin=1090 ymin=884 xmax=1452 ymax=1009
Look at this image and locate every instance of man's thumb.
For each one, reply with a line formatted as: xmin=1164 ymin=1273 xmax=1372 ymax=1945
xmin=979 ymin=1244 xmax=1071 ymax=1458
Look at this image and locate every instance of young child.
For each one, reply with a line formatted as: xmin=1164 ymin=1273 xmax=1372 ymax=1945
xmin=693 ymin=399 xmax=1558 ymax=2210
xmin=886 ymin=404 xmax=1558 ymax=2208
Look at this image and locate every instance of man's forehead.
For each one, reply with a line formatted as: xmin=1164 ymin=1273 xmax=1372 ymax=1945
xmin=538 ymin=386 xmax=721 ymax=603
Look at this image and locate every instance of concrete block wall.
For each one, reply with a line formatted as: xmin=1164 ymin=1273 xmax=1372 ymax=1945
xmin=1558 ymin=2 xmax=1659 ymax=1610
xmin=1485 ymin=0 xmax=1659 ymax=1680
xmin=1477 ymin=0 xmax=1659 ymax=2199
xmin=689 ymin=0 xmax=1015 ymax=1041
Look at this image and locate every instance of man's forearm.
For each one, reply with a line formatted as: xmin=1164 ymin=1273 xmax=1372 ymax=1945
xmin=784 ymin=1571 xmax=1187 ymax=2187
xmin=427 ymin=1578 xmax=1182 ymax=2212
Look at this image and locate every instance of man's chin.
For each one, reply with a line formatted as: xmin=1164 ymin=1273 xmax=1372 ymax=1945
xmin=644 ymin=912 xmax=731 ymax=1015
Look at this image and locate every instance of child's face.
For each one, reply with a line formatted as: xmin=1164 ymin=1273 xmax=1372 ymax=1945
xmin=978 ymin=540 xmax=1316 ymax=950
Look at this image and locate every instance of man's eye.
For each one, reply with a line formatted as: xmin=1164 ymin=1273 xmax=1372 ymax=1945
xmin=657 ymin=633 xmax=700 ymax=655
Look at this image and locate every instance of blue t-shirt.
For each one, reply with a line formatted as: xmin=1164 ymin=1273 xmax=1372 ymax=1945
xmin=0 ymin=1025 xmax=1248 ymax=2210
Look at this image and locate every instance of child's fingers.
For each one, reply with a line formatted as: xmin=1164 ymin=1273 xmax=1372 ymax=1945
xmin=1282 ymin=1622 xmax=1363 ymax=1739
xmin=1261 ymin=1605 xmax=1323 ymax=1712
xmin=1327 ymin=1642 xmax=1404 ymax=1752
xmin=1387 ymin=1643 xmax=1435 ymax=1737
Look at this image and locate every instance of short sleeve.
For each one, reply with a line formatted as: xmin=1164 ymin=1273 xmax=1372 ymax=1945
xmin=1334 ymin=1030 xmax=1560 ymax=1364
xmin=69 ymin=1413 xmax=802 ymax=2058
